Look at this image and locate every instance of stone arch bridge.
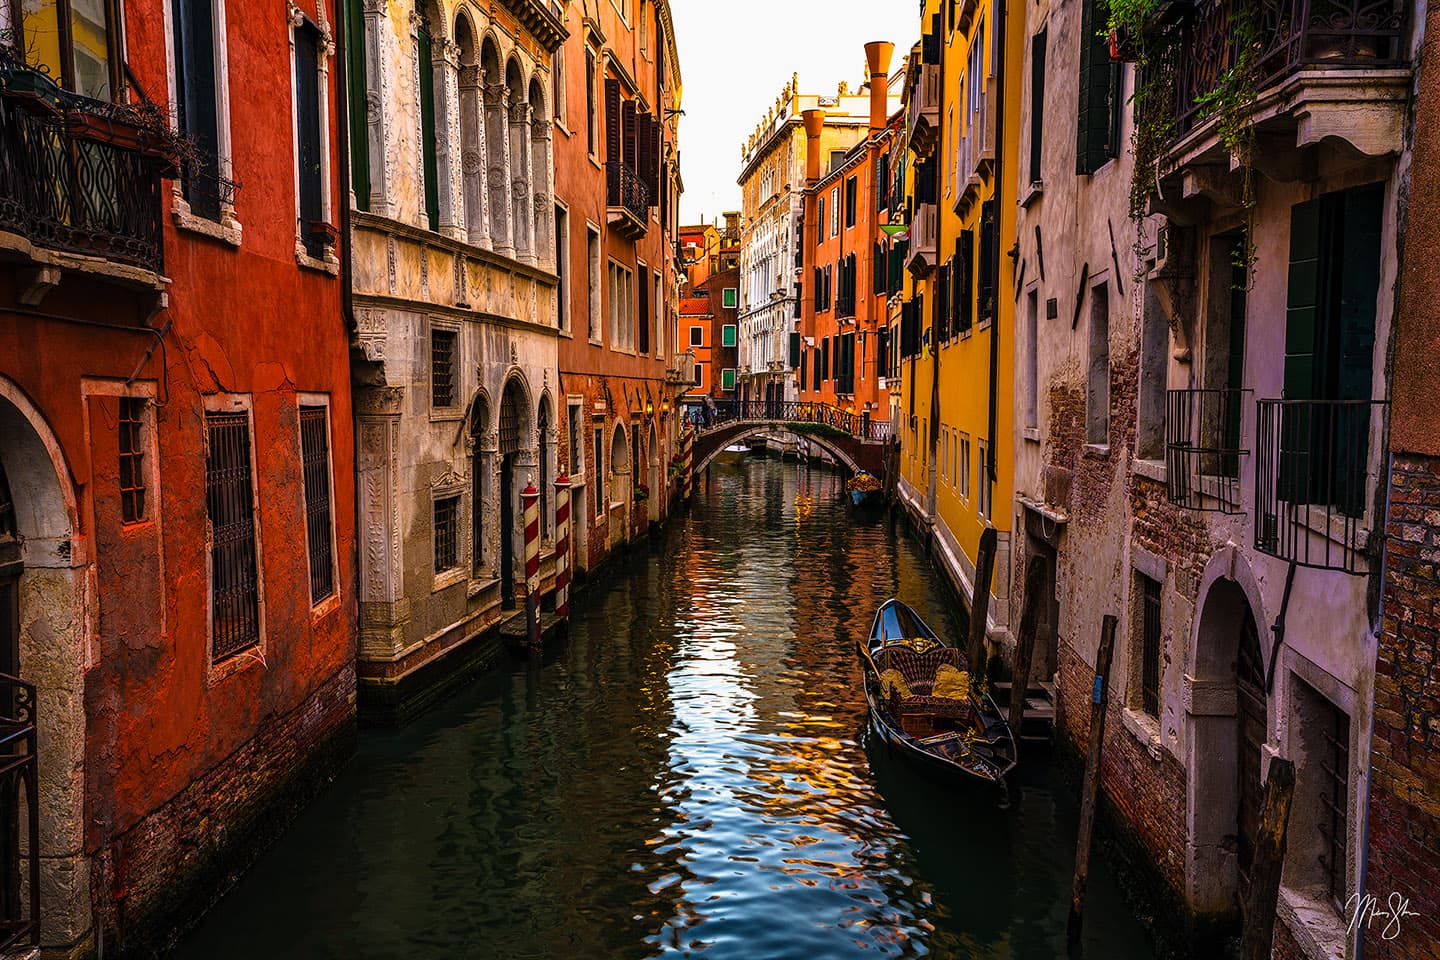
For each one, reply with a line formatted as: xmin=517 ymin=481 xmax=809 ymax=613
xmin=691 ymin=401 xmax=892 ymax=477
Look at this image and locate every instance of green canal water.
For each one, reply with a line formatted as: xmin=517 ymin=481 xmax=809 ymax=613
xmin=178 ymin=458 xmax=1156 ymax=959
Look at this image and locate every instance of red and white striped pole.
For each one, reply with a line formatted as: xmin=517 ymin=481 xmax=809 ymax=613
xmin=681 ymin=427 xmax=694 ymax=504
xmin=522 ymin=481 xmax=540 ymax=648
xmin=553 ymin=473 xmax=571 ymax=621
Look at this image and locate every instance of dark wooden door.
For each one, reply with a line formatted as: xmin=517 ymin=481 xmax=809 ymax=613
xmin=1236 ymin=607 xmax=1266 ymax=911
xmin=500 ymin=455 xmax=515 ymax=609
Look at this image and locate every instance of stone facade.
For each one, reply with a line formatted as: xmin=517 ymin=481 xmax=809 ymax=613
xmin=347 ymin=0 xmax=567 ymax=719
xmin=736 ymin=77 xmax=876 ymax=409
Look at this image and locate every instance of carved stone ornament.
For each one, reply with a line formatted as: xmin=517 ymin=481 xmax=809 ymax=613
xmin=287 ymin=1 xmax=305 ymax=28
xmin=509 ymin=340 xmax=518 ymax=363
xmin=462 ymin=149 xmax=484 ymax=173
xmin=532 ymin=192 xmax=548 ymax=213
xmin=365 ymin=91 xmax=382 ymax=124
xmin=511 ymin=179 xmax=528 ymax=199
xmin=433 ymin=468 xmax=467 ymax=489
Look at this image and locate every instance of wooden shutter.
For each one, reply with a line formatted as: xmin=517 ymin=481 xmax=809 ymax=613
xmin=295 ymin=24 xmax=325 ymax=255
xmin=638 ymin=265 xmax=650 ymax=354
xmin=647 ymin=114 xmax=662 ymax=204
xmin=789 ymin=331 xmax=802 ymax=368
xmin=923 ymin=14 xmax=942 ymax=63
xmin=1075 ymin=0 xmax=1115 ymax=174
xmin=604 ymin=78 xmax=622 ymax=163
xmin=622 ymin=98 xmax=637 ymax=165
xmin=344 ymin=0 xmax=369 ymax=210
xmin=978 ymin=201 xmax=996 ymax=322
xmin=937 ymin=263 xmax=950 ymax=342
xmin=958 ymin=229 xmax=974 ymax=332
xmin=1030 ymin=29 xmax=1046 ymax=184
xmin=1283 ymin=198 xmax=1321 ymax=401
xmin=177 ymin=0 xmax=222 ymax=219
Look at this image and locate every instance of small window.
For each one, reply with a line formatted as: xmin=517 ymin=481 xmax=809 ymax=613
xmin=958 ymin=434 xmax=971 ymax=498
xmin=294 ymin=19 xmax=328 ymax=258
xmin=593 ymin=426 xmax=605 ymax=514
xmin=690 ymin=326 xmax=704 ymax=346
xmin=829 ymin=150 xmax=846 ymax=173
xmin=586 ymin=46 xmax=598 ymax=155
xmin=1138 ymin=573 xmax=1162 ymax=717
xmin=556 ymin=205 xmax=571 ymax=331
xmin=722 ymin=288 xmax=738 ymax=309
xmin=433 ymin=495 xmax=459 ymax=573
xmin=568 ymin=403 xmax=584 ymax=474
xmin=299 ymin=405 xmax=336 ymax=603
xmin=829 ymin=186 xmax=840 ymax=236
xmin=206 ymin=410 xmax=261 ymax=660
xmin=1087 ymin=283 xmax=1110 ymax=445
xmin=721 ymin=324 xmax=737 ymax=348
xmin=431 ymin=328 xmax=458 ymax=408
xmin=587 ymin=225 xmax=603 ymax=341
xmin=693 ymin=363 xmax=703 ymax=387
xmin=977 ymin=440 xmax=992 ymax=518
xmin=119 ymin=397 xmax=147 ymax=524
xmin=721 ymin=368 xmax=736 ymax=391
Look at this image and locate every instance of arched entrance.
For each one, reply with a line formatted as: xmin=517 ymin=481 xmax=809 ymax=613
xmin=647 ymin=421 xmax=660 ymax=524
xmin=537 ymin=396 xmax=551 ymax=541
xmin=0 ymin=382 xmax=88 ymax=949
xmin=498 ymin=379 xmax=529 ymax=608
xmin=608 ymin=424 xmax=630 ymax=549
xmin=1187 ymin=565 xmax=1268 ymax=925
xmin=469 ymin=393 xmax=491 ymax=577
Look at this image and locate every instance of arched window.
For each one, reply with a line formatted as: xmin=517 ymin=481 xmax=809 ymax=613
xmin=470 ymin=393 xmax=490 ymax=573
xmin=481 ymin=37 xmax=509 ymax=253
xmin=528 ymin=76 xmax=554 ymax=270
xmin=506 ymin=57 xmax=532 ymax=263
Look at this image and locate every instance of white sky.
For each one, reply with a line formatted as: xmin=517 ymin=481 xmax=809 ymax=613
xmin=672 ymin=2 xmax=919 ymax=225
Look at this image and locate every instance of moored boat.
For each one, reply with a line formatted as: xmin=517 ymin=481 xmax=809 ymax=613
xmin=858 ymin=599 xmax=1018 ymax=789
xmin=846 ymin=471 xmax=883 ymax=507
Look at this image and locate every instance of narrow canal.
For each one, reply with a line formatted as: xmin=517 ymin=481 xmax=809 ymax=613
xmin=180 ymin=459 xmax=1156 ymax=960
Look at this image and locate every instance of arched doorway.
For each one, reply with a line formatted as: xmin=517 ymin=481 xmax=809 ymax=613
xmin=647 ymin=421 xmax=660 ymax=524
xmin=537 ymin=396 xmax=551 ymax=541
xmin=498 ymin=379 xmax=529 ymax=608
xmin=470 ymin=393 xmax=491 ymax=577
xmin=1187 ymin=570 xmax=1267 ymax=924
xmin=0 ymin=383 xmax=87 ymax=949
xmin=608 ymin=424 xmax=630 ymax=549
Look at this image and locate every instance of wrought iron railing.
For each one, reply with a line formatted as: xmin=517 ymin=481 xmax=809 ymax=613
xmin=606 ymin=161 xmax=649 ymax=223
xmin=1254 ymin=398 xmax=1386 ymax=573
xmin=0 ymin=674 xmax=38 ymax=954
xmin=1171 ymin=0 xmax=1408 ymax=136
xmin=695 ymin=400 xmax=892 ymax=443
xmin=0 ymin=66 xmax=167 ymax=272
xmin=1166 ymin=388 xmax=1251 ymax=513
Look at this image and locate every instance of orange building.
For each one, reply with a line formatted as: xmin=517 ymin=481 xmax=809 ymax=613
xmin=552 ymin=0 xmax=684 ymax=570
xmin=797 ymin=43 xmax=901 ymax=426
xmin=679 ymin=217 xmax=741 ymax=409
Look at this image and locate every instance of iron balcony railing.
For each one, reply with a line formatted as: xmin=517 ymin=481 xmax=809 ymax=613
xmin=1166 ymin=388 xmax=1251 ymax=513
xmin=1254 ymin=398 xmax=1386 ymax=574
xmin=0 ymin=674 xmax=38 ymax=955
xmin=0 ymin=64 xmax=168 ymax=272
xmin=696 ymin=400 xmax=892 ymax=442
xmin=606 ymin=161 xmax=649 ymax=224
xmin=1171 ymin=0 xmax=1408 ymax=136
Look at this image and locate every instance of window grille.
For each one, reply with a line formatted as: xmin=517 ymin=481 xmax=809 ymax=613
xmin=118 ymin=397 xmax=146 ymax=523
xmin=206 ymin=411 xmax=260 ymax=659
xmin=433 ymin=496 xmax=459 ymax=573
xmin=299 ymin=406 xmax=334 ymax=602
xmin=499 ymin=385 xmax=524 ymax=455
xmin=1140 ymin=574 xmax=1161 ymax=716
xmin=431 ymin=330 xmax=457 ymax=408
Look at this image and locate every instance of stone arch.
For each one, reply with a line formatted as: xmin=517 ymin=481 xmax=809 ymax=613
xmin=468 ymin=388 xmax=493 ymax=574
xmin=0 ymin=376 xmax=89 ymax=949
xmin=692 ymin=425 xmax=862 ymax=475
xmin=646 ymin=420 xmax=660 ymax=523
xmin=608 ymin=421 xmax=631 ymax=548
xmin=1184 ymin=545 xmax=1270 ymax=923
xmin=536 ymin=392 xmax=554 ymax=539
xmin=497 ymin=374 xmax=532 ymax=607
xmin=453 ymin=9 xmax=487 ymax=248
xmin=480 ymin=35 xmax=510 ymax=256
xmin=498 ymin=373 xmax=532 ymax=456
xmin=527 ymin=73 xmax=553 ymax=269
xmin=505 ymin=55 xmax=533 ymax=264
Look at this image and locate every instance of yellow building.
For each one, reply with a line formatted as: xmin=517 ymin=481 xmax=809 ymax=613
xmin=895 ymin=0 xmax=1022 ymax=651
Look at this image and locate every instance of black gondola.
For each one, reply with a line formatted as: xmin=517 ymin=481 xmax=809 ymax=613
xmin=859 ymin=599 xmax=1018 ymax=788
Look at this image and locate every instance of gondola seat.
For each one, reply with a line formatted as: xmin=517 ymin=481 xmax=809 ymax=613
xmin=881 ymin=647 xmax=974 ymax=720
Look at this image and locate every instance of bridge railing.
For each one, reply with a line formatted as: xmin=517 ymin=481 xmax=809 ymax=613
xmin=691 ymin=400 xmax=892 ymax=443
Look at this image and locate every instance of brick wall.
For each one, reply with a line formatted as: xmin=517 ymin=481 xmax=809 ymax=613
xmin=1057 ymin=639 xmax=1189 ymax=892
xmin=94 ymin=662 xmax=356 ymax=956
xmin=1365 ymin=452 xmax=1440 ymax=960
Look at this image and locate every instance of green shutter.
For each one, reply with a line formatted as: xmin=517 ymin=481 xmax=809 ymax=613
xmin=1075 ymin=0 xmax=1115 ymax=174
xmin=418 ymin=28 xmax=440 ymax=231
xmin=345 ymin=0 xmax=369 ymax=211
xmin=1337 ymin=184 xmax=1382 ymax=403
xmin=1284 ymin=198 xmax=1321 ymax=400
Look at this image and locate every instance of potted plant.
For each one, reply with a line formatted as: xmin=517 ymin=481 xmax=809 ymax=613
xmin=635 ymin=483 xmax=650 ymax=503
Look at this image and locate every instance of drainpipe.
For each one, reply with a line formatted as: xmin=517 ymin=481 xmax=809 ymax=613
xmin=986 ymin=0 xmax=1006 ymax=495
xmin=334 ymin=0 xmax=363 ymax=649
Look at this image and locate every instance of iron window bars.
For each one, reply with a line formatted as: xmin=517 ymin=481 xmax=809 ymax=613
xmin=1165 ymin=388 xmax=1251 ymax=513
xmin=299 ymin=406 xmax=334 ymax=603
xmin=205 ymin=411 xmax=261 ymax=659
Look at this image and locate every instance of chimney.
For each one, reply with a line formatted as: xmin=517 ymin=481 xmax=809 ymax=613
xmin=864 ymin=41 xmax=895 ymax=132
xmin=803 ymin=109 xmax=826 ymax=184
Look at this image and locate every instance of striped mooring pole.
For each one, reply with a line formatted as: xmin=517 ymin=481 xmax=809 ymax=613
xmin=522 ymin=482 xmax=540 ymax=648
xmin=681 ymin=428 xmax=695 ymax=504
xmin=553 ymin=473 xmax=571 ymax=621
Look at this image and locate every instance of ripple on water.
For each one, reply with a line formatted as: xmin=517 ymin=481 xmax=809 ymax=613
xmin=177 ymin=459 xmax=1155 ymax=960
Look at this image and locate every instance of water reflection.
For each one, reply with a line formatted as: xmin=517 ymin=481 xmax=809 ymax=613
xmin=179 ymin=459 xmax=1153 ymax=960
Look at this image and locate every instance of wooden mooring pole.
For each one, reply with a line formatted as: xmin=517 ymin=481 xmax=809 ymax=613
xmin=1066 ymin=613 xmax=1118 ymax=945
xmin=967 ymin=526 xmax=999 ymax=678
xmin=1239 ymin=758 xmax=1297 ymax=960
xmin=1007 ymin=556 xmax=1047 ymax=739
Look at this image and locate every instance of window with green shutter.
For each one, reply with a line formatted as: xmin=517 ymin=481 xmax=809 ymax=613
xmin=1075 ymin=0 xmax=1119 ymax=175
xmin=345 ymin=0 xmax=369 ymax=210
xmin=722 ymin=324 xmax=737 ymax=348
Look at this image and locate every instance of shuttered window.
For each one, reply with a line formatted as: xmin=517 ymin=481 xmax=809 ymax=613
xmin=937 ymin=263 xmax=950 ymax=343
xmin=978 ymin=201 xmax=996 ymax=324
xmin=119 ymin=397 xmax=147 ymax=524
xmin=300 ymin=406 xmax=335 ymax=603
xmin=295 ymin=21 xmax=325 ymax=256
xmin=1030 ymin=29 xmax=1046 ymax=184
xmin=206 ymin=411 xmax=261 ymax=659
xmin=418 ymin=25 xmax=440 ymax=231
xmin=174 ymin=0 xmax=222 ymax=220
xmin=1139 ymin=573 xmax=1161 ymax=716
xmin=958 ymin=229 xmax=975 ymax=333
xmin=638 ymin=265 xmax=651 ymax=354
xmin=1076 ymin=0 xmax=1120 ymax=174
xmin=345 ymin=0 xmax=369 ymax=209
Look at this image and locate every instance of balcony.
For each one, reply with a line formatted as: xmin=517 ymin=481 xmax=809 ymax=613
xmin=1254 ymin=398 xmax=1386 ymax=574
xmin=606 ymin=162 xmax=650 ymax=241
xmin=0 ymin=62 xmax=171 ymax=278
xmin=1155 ymin=0 xmax=1410 ymax=204
xmin=0 ymin=674 xmax=39 ymax=956
xmin=907 ymin=61 xmax=941 ymax=158
xmin=1165 ymin=388 xmax=1251 ymax=513
xmin=957 ymin=81 xmax=995 ymax=209
xmin=905 ymin=202 xmax=938 ymax=278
